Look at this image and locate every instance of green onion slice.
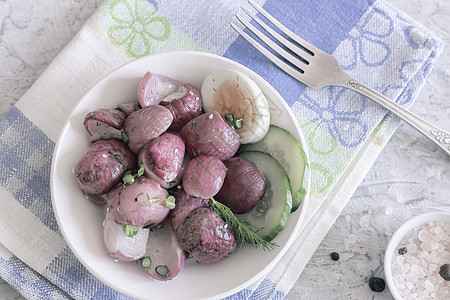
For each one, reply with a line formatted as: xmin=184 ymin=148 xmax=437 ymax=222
xmin=224 ymin=114 xmax=234 ymax=122
xmin=122 ymin=172 xmax=135 ymax=185
xmin=155 ymin=265 xmax=170 ymax=277
xmin=165 ymin=195 xmax=176 ymax=209
xmin=123 ymin=224 xmax=139 ymax=237
xmin=137 ymin=162 xmax=145 ymax=177
xmin=234 ymin=118 xmax=243 ymax=129
xmin=121 ymin=131 xmax=129 ymax=143
xmin=141 ymin=257 xmax=152 ymax=268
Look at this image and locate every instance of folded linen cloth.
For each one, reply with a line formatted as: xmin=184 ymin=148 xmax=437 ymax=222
xmin=0 ymin=0 xmax=443 ymax=299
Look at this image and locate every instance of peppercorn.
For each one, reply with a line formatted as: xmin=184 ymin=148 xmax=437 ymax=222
xmin=368 ymin=277 xmax=385 ymax=292
xmin=397 ymin=247 xmax=408 ymax=255
xmin=330 ymin=252 xmax=340 ymax=261
xmin=439 ymin=264 xmax=450 ymax=281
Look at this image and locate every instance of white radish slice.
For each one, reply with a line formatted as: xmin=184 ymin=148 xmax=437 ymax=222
xmin=103 ymin=208 xmax=149 ymax=262
xmin=141 ymin=219 xmax=186 ymax=281
xmin=84 ymin=121 xmax=123 ymax=143
xmin=83 ymin=108 xmax=126 ymax=143
xmin=137 ymin=72 xmax=181 ymax=107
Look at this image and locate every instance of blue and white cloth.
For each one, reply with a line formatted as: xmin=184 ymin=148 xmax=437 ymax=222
xmin=0 ymin=0 xmax=444 ymax=299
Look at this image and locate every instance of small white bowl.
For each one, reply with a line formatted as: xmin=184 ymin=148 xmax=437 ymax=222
xmin=384 ymin=211 xmax=450 ymax=299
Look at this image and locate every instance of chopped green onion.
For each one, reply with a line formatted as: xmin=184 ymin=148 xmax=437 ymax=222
xmin=192 ymin=132 xmax=200 ymax=142
xmin=176 ymin=153 xmax=183 ymax=165
xmin=223 ymin=114 xmax=243 ymax=130
xmin=192 ymin=149 xmax=200 ymax=157
xmin=147 ymin=223 xmax=165 ymax=230
xmin=137 ymin=162 xmax=145 ymax=177
xmin=121 ymin=131 xmax=129 ymax=143
xmin=122 ymin=163 xmax=144 ymax=186
xmin=165 ymin=195 xmax=176 ymax=209
xmin=155 ymin=265 xmax=170 ymax=277
xmin=224 ymin=114 xmax=234 ymax=122
xmin=141 ymin=257 xmax=151 ymax=268
xmin=122 ymin=171 xmax=135 ymax=185
xmin=124 ymin=224 xmax=140 ymax=237
xmin=234 ymin=118 xmax=243 ymax=129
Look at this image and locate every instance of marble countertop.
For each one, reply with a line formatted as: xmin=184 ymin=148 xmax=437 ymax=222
xmin=1 ymin=0 xmax=449 ymax=299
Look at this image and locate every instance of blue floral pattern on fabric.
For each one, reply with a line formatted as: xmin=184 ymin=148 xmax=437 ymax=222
xmin=382 ymin=59 xmax=424 ymax=106
xmin=403 ymin=25 xmax=433 ymax=50
xmin=300 ymin=87 xmax=369 ymax=148
xmin=145 ymin=0 xmax=158 ymax=10
xmin=294 ymin=4 xmax=401 ymax=150
xmin=341 ymin=7 xmax=393 ymax=70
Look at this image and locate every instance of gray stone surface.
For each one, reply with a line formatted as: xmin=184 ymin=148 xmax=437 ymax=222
xmin=0 ymin=0 xmax=449 ymax=299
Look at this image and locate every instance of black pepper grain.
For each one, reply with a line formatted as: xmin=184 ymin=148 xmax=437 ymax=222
xmin=330 ymin=252 xmax=340 ymax=261
xmin=398 ymin=247 xmax=408 ymax=255
xmin=368 ymin=277 xmax=385 ymax=292
xmin=439 ymin=264 xmax=450 ymax=281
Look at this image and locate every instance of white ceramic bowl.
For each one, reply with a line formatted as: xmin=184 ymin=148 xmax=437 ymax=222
xmin=384 ymin=211 xmax=450 ymax=299
xmin=50 ymin=51 xmax=310 ymax=300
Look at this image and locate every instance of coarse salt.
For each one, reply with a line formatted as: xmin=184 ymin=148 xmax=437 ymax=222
xmin=391 ymin=221 xmax=450 ymax=299
xmin=360 ymin=214 xmax=371 ymax=228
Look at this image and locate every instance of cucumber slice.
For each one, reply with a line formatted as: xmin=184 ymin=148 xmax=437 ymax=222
xmin=241 ymin=125 xmax=309 ymax=212
xmin=238 ymin=150 xmax=292 ymax=241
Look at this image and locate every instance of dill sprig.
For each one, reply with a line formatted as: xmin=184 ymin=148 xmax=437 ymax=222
xmin=210 ymin=198 xmax=277 ymax=250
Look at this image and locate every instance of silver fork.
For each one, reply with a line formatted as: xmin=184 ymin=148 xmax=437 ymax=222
xmin=232 ymin=0 xmax=450 ymax=156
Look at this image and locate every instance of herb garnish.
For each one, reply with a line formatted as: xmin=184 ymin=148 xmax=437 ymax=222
xmin=121 ymin=131 xmax=129 ymax=143
xmin=124 ymin=224 xmax=140 ymax=237
xmin=192 ymin=132 xmax=200 ymax=142
xmin=108 ymin=150 xmax=125 ymax=163
xmin=141 ymin=257 xmax=151 ymax=268
xmin=139 ymin=195 xmax=176 ymax=210
xmin=122 ymin=170 xmax=135 ymax=185
xmin=223 ymin=114 xmax=243 ymax=130
xmin=146 ymin=223 xmax=165 ymax=231
xmin=175 ymin=153 xmax=183 ymax=165
xmin=117 ymin=163 xmax=145 ymax=225
xmin=192 ymin=149 xmax=200 ymax=157
xmin=155 ymin=265 xmax=170 ymax=277
xmin=234 ymin=118 xmax=243 ymax=129
xmin=122 ymin=162 xmax=145 ymax=185
xmin=164 ymin=195 xmax=176 ymax=209
xmin=209 ymin=198 xmax=277 ymax=250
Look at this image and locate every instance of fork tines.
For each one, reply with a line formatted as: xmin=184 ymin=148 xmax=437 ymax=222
xmin=231 ymin=0 xmax=317 ymax=81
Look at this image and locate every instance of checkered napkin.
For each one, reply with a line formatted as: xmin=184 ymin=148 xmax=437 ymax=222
xmin=0 ymin=0 xmax=443 ymax=299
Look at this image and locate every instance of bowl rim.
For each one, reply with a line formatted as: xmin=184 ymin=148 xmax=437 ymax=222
xmin=50 ymin=50 xmax=311 ymax=299
xmin=384 ymin=211 xmax=450 ymax=299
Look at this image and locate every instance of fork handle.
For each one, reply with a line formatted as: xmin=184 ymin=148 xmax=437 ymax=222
xmin=343 ymin=78 xmax=450 ymax=156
